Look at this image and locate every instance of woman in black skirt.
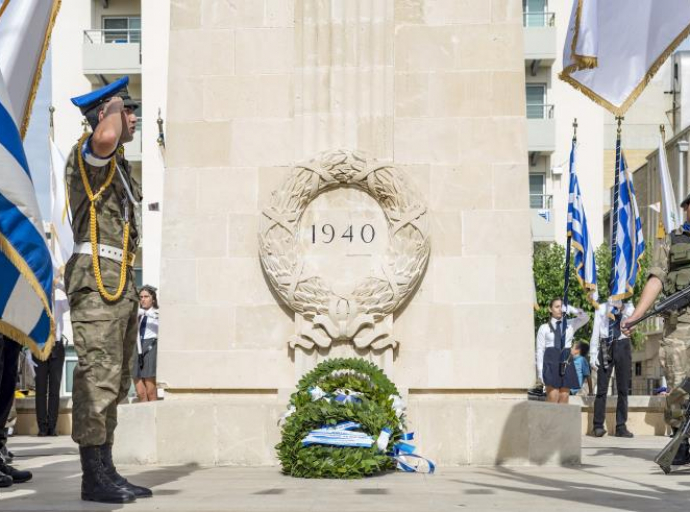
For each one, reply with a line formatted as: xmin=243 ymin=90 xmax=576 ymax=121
xmin=133 ymin=285 xmax=159 ymax=402
xmin=535 ymin=298 xmax=589 ymax=404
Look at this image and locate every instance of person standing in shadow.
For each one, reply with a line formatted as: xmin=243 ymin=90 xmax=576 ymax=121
xmin=590 ymin=301 xmax=634 ymax=438
xmin=35 ymin=336 xmax=66 ymax=436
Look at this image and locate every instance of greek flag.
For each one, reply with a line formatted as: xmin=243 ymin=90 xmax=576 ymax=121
xmin=0 ymin=0 xmax=60 ymax=358
xmin=567 ymin=141 xmax=598 ymax=306
xmin=611 ymin=153 xmax=645 ymax=300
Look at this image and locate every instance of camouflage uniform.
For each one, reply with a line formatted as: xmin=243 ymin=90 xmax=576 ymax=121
xmin=649 ymin=229 xmax=690 ymax=426
xmin=64 ymin=142 xmax=141 ymax=447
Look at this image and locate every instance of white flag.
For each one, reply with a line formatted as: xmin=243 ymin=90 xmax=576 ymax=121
xmin=49 ymin=138 xmax=72 ymax=269
xmin=560 ymin=0 xmax=690 ymax=115
xmin=0 ymin=0 xmax=61 ymax=136
xmin=658 ymin=134 xmax=681 ymax=234
xmin=49 ymin=138 xmax=72 ymax=342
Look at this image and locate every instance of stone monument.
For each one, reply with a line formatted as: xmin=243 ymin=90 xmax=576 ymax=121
xmin=115 ymin=0 xmax=581 ymax=467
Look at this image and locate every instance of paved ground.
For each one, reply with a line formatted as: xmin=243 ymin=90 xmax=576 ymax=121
xmin=0 ymin=435 xmax=688 ymax=511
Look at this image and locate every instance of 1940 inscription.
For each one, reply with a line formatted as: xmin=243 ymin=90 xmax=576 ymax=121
xmin=310 ymin=224 xmax=376 ymax=244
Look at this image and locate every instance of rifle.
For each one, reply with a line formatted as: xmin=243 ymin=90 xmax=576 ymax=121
xmin=655 ymin=399 xmax=690 ymax=474
xmin=624 ymin=285 xmax=690 ymax=330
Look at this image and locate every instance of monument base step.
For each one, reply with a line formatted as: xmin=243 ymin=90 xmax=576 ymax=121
xmin=113 ymin=394 xmax=580 ymax=467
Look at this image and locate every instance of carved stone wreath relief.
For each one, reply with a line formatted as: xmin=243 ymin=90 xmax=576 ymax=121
xmin=259 ymin=149 xmax=430 ymax=352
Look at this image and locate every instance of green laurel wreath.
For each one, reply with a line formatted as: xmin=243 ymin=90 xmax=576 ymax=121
xmin=276 ymin=358 xmax=404 ymax=479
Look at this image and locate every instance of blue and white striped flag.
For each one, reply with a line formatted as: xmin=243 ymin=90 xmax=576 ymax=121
xmin=0 ymin=71 xmax=54 ymax=357
xmin=611 ymin=153 xmax=645 ymax=300
xmin=0 ymin=0 xmax=60 ymax=358
xmin=567 ymin=141 xmax=598 ymax=306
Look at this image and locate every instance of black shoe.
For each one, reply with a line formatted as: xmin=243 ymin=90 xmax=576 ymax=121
xmin=593 ymin=428 xmax=606 ymax=437
xmin=37 ymin=431 xmax=48 ymax=437
xmin=0 ymin=472 xmax=11 ymax=488
xmin=99 ymin=444 xmax=152 ymax=498
xmin=47 ymin=428 xmax=58 ymax=437
xmin=0 ymin=462 xmax=31 ymax=483
xmin=615 ymin=427 xmax=634 ymax=438
xmin=79 ymin=446 xmax=136 ymax=504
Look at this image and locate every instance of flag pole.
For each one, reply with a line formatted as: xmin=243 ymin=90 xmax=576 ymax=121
xmin=605 ymin=116 xmax=624 ymax=370
xmin=562 ymin=119 xmax=578 ymax=338
xmin=658 ymin=124 xmax=666 ymax=239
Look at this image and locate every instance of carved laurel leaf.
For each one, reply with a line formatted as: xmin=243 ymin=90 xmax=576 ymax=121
xmin=258 ymin=149 xmax=430 ymax=321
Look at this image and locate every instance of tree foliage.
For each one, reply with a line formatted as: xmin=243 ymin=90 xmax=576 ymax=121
xmin=532 ymin=242 xmax=651 ymax=347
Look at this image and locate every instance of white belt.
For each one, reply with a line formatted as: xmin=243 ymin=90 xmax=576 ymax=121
xmin=74 ymin=242 xmax=134 ymax=266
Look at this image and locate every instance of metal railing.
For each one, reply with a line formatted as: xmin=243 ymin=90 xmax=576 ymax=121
xmin=523 ymin=12 xmax=555 ymax=27
xmin=83 ymin=29 xmax=141 ymax=45
xmin=530 ymin=193 xmax=553 ymax=209
xmin=526 ymin=103 xmax=555 ymax=120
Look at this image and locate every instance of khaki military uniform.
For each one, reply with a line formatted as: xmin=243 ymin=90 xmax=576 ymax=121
xmin=64 ymin=140 xmax=141 ymax=447
xmin=649 ymin=231 xmax=690 ymax=388
xmin=649 ymin=230 xmax=690 ymax=427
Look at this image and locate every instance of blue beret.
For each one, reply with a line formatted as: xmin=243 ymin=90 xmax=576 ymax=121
xmin=70 ymin=76 xmax=133 ymax=114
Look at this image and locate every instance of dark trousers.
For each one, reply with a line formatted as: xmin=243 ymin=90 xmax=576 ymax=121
xmin=593 ymin=338 xmax=632 ymax=430
xmin=35 ymin=341 xmax=65 ymax=433
xmin=0 ymin=336 xmax=21 ymax=443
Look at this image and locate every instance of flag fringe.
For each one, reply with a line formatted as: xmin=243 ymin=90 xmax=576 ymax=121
xmin=19 ymin=0 xmax=62 ymax=139
xmin=559 ymin=4 xmax=690 ymax=116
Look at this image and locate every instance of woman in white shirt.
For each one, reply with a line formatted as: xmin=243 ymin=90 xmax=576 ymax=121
xmin=535 ymin=298 xmax=590 ymax=403
xmin=133 ymin=286 xmax=159 ymax=402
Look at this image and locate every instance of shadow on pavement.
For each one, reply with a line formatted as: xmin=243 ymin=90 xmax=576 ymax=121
xmin=465 ymin=464 xmax=690 ymax=511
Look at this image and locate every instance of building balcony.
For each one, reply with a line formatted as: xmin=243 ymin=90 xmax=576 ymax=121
xmin=124 ymin=118 xmax=142 ymax=162
xmin=523 ymin=12 xmax=556 ymax=71
xmin=527 ymin=104 xmax=556 ymax=153
xmin=530 ymin=194 xmax=554 ymax=241
xmin=83 ymin=29 xmax=141 ymax=84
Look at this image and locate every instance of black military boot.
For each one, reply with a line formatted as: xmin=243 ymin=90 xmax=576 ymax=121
xmin=79 ymin=445 xmax=136 ymax=503
xmin=0 ymin=462 xmax=31 ymax=483
xmin=0 ymin=468 xmax=12 ymax=488
xmin=99 ymin=444 xmax=152 ymax=498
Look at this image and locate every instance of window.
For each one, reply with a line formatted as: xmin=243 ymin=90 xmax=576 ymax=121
xmin=523 ymin=0 xmax=547 ymax=27
xmin=635 ymin=362 xmax=642 ymax=377
xmin=102 ymin=16 xmax=141 ymax=44
xmin=529 ymin=174 xmax=546 ymax=208
xmin=526 ymin=84 xmax=546 ymax=119
xmin=61 ymin=346 xmax=77 ymax=396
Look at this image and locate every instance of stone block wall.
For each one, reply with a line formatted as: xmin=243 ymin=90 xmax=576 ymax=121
xmin=159 ymin=0 xmax=534 ymax=394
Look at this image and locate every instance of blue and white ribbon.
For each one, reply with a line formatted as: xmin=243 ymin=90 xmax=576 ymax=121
xmin=333 ymin=388 xmax=363 ymax=404
xmin=302 ymin=422 xmax=374 ymax=448
xmin=390 ymin=432 xmax=436 ymax=474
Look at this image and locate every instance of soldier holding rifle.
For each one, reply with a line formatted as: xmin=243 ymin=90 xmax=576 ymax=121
xmin=623 ymin=193 xmax=690 ymax=467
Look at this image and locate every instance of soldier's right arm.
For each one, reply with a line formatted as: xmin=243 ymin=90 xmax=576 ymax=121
xmin=90 ymin=96 xmax=125 ymax=160
xmin=622 ymin=237 xmax=669 ymax=335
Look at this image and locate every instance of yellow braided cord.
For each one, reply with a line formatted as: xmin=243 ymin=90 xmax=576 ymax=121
xmin=77 ymin=133 xmax=130 ymax=302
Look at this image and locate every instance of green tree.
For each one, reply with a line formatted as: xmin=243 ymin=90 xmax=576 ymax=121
xmin=532 ymin=242 xmax=650 ymax=348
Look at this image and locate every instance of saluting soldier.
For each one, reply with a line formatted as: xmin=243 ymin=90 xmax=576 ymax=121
xmin=65 ymin=76 xmax=151 ymax=503
xmin=624 ymin=192 xmax=690 ymax=465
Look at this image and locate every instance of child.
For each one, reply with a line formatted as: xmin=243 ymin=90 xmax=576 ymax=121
xmin=570 ymin=342 xmax=594 ymax=396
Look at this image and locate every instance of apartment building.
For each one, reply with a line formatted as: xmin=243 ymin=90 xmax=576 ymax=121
xmin=523 ymin=0 xmax=604 ymax=247
xmin=50 ymin=0 xmax=169 ymax=290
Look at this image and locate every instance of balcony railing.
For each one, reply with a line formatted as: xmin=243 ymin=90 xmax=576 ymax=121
xmin=530 ymin=194 xmax=553 ymax=210
xmin=526 ymin=103 xmax=554 ymax=120
xmin=523 ymin=12 xmax=555 ymax=27
xmin=84 ymin=29 xmax=141 ymax=45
